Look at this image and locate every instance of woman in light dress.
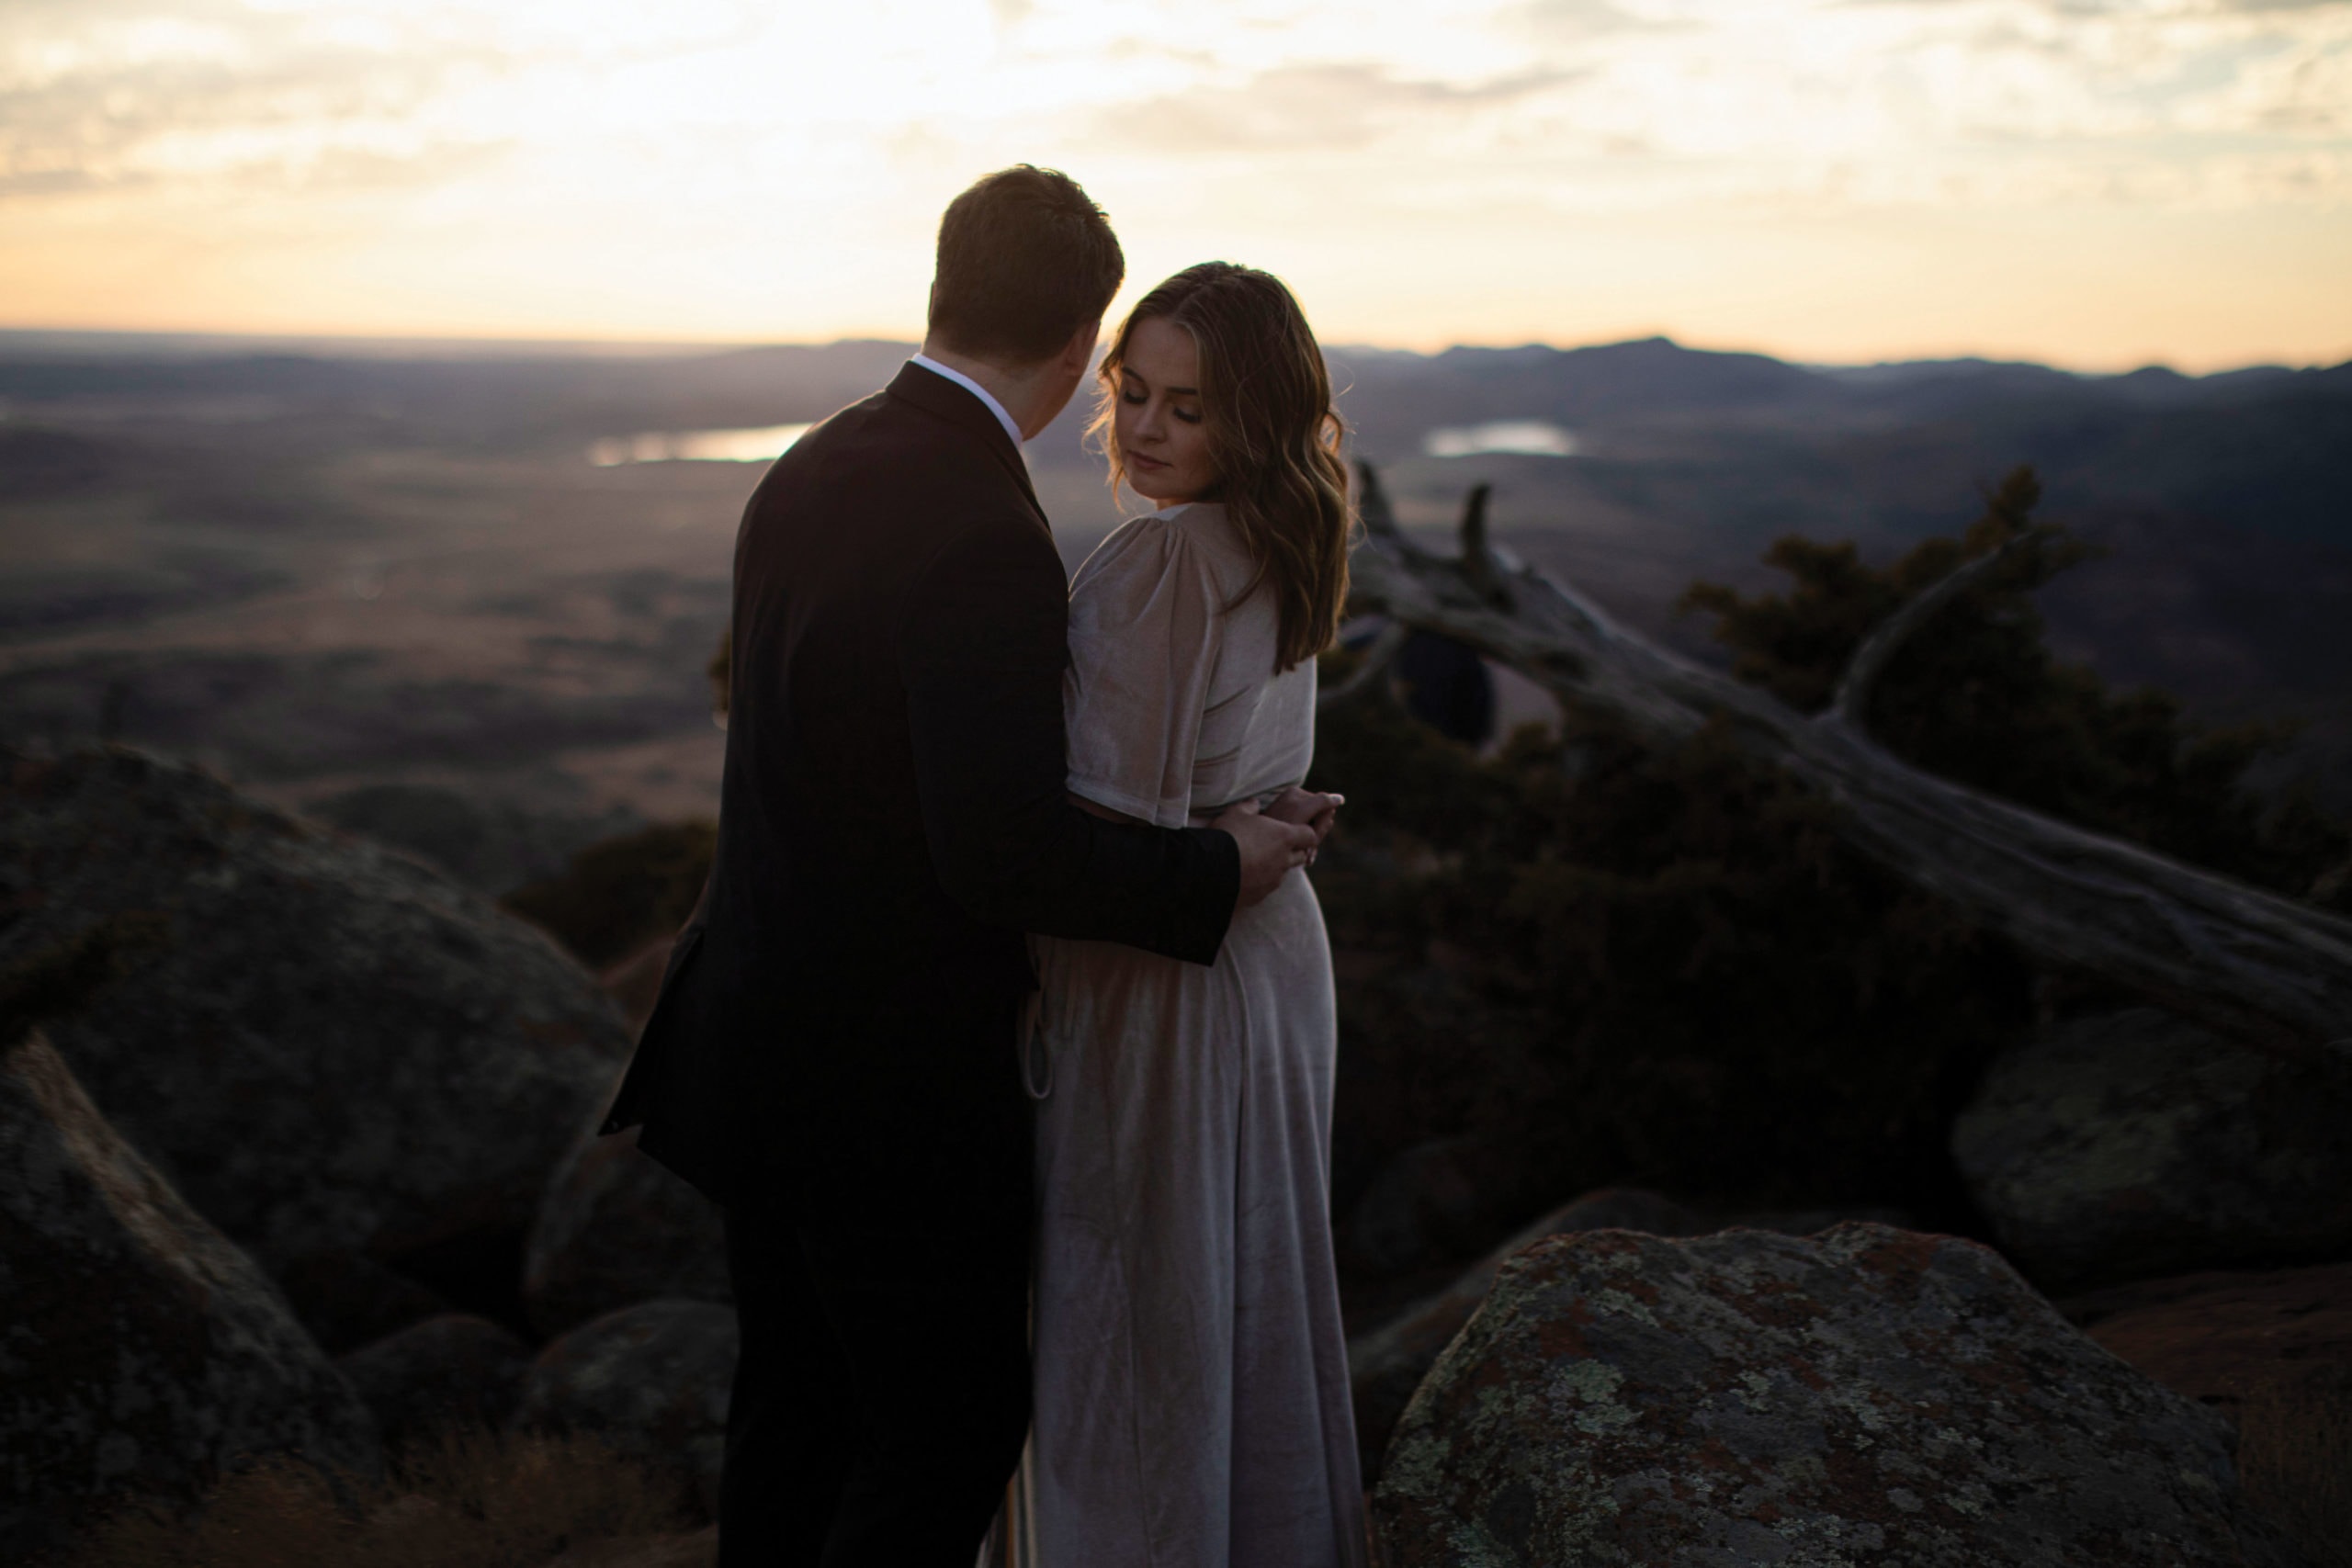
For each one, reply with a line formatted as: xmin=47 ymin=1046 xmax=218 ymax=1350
xmin=1001 ymin=263 xmax=1367 ymax=1568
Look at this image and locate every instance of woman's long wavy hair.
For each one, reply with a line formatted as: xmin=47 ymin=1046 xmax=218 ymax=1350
xmin=1090 ymin=263 xmax=1353 ymax=672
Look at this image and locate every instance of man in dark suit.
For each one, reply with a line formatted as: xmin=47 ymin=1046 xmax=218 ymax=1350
xmin=600 ymin=167 xmax=1323 ymax=1566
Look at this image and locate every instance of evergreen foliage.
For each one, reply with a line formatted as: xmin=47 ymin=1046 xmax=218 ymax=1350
xmin=1313 ymin=689 xmax=2026 ymax=1227
xmin=1314 ymin=467 xmax=2349 ymax=1237
xmin=1681 ymin=467 xmax=2349 ymax=908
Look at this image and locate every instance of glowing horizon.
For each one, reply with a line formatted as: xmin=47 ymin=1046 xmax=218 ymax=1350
xmin=5 ymin=0 xmax=2349 ymax=375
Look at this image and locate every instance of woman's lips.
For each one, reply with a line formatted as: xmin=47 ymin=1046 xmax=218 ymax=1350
xmin=1132 ymin=453 xmax=1168 ymax=470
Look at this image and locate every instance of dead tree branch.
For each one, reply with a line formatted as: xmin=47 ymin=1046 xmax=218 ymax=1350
xmin=1340 ymin=461 xmax=2352 ymax=1059
xmin=1829 ymin=529 xmax=2039 ymax=728
xmin=1318 ymin=622 xmax=1409 ymax=711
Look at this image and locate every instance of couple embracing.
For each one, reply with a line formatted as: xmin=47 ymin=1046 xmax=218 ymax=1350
xmin=604 ymin=164 xmax=1367 ymax=1568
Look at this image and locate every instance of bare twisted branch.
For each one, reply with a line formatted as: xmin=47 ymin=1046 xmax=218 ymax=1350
xmin=1340 ymin=460 xmax=2352 ymax=1059
xmin=1828 ymin=529 xmax=2042 ymax=729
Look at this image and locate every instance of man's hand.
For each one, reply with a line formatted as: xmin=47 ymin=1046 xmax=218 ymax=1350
xmin=1210 ymin=799 xmax=1318 ymax=908
xmin=1263 ymin=785 xmax=1343 ymax=858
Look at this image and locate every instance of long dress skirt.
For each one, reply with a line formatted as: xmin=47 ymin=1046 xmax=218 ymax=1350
xmin=1001 ymin=869 xmax=1367 ymax=1568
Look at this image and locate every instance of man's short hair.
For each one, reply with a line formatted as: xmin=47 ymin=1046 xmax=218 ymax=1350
xmin=928 ymin=166 xmax=1125 ymax=366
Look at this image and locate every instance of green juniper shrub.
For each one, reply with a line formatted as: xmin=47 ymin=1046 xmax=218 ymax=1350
xmin=1681 ymin=467 xmax=2351 ymax=908
xmin=1313 ymin=685 xmax=2029 ymax=1233
xmin=1314 ymin=465 xmax=2350 ymax=1248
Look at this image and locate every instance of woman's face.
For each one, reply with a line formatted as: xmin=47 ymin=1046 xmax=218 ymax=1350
xmin=1114 ymin=315 xmax=1216 ymax=505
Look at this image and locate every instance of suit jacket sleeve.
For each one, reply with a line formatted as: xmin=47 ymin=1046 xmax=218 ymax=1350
xmin=897 ymin=510 xmax=1239 ymax=965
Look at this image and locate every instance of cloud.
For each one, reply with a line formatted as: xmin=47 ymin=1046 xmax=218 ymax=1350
xmin=1511 ymin=0 xmax=1680 ymax=37
xmin=1090 ymin=60 xmax=1582 ymax=152
xmin=0 ymin=5 xmax=514 ymax=200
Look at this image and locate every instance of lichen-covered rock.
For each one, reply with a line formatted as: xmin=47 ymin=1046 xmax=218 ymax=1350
xmin=338 ymin=1313 xmax=534 ymax=1450
xmin=0 ymin=744 xmax=632 ymax=1330
xmin=1953 ymin=1008 xmax=2352 ymax=1292
xmin=1350 ymin=1188 xmax=1705 ymax=1479
xmin=514 ymin=1299 xmax=736 ymax=1506
xmin=1348 ymin=1188 xmax=1912 ymax=1482
xmin=1373 ymin=1223 xmax=2299 ymax=1567
xmin=524 ymin=1120 xmax=730 ymax=1337
xmin=0 ymin=1030 xmax=379 ymax=1561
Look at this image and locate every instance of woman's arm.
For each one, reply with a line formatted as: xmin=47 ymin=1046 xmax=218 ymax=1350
xmin=1069 ymin=791 xmax=1148 ymax=828
xmin=1072 ymin=786 xmax=1340 ymax=838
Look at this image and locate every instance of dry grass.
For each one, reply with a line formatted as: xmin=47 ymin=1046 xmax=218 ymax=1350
xmin=70 ymin=1427 xmax=708 ymax=1568
xmin=2237 ymin=1369 xmax=2352 ymax=1568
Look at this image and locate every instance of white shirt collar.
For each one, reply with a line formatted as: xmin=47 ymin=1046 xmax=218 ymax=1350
xmin=909 ymin=355 xmax=1025 ymax=450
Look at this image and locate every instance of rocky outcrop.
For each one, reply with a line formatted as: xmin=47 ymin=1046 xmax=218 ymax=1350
xmin=2060 ymin=1261 xmax=2352 ymax=1425
xmin=514 ymin=1299 xmax=737 ymax=1508
xmin=1373 ymin=1223 xmax=2299 ymax=1567
xmin=523 ymin=1120 xmax=731 ymax=1337
xmin=1348 ymin=1188 xmax=1910 ymax=1480
xmin=274 ymin=1249 xmax=458 ymax=1355
xmin=306 ymin=782 xmax=641 ymax=897
xmin=0 ymin=744 xmax=633 ymax=1342
xmin=338 ymin=1313 xmax=534 ymax=1450
xmin=0 ymin=1030 xmax=379 ymax=1560
xmin=1953 ymin=1007 xmax=2352 ymax=1292
xmin=1350 ymin=1188 xmax=1703 ymax=1477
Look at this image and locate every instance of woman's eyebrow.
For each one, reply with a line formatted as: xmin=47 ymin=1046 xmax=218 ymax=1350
xmin=1122 ymin=367 xmax=1198 ymax=397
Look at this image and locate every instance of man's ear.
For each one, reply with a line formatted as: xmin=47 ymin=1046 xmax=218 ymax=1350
xmin=1064 ymin=319 xmax=1102 ymax=375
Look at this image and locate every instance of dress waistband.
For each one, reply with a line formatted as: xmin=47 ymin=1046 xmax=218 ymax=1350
xmin=1184 ymin=784 xmax=1295 ymax=828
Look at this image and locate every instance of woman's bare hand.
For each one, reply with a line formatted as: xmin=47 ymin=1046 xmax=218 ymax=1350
xmin=1264 ymin=785 xmax=1342 ymax=857
xmin=1212 ymin=799 xmax=1319 ymax=907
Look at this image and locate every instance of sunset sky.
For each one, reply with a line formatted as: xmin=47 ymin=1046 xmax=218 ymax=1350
xmin=4 ymin=0 xmax=2348 ymax=370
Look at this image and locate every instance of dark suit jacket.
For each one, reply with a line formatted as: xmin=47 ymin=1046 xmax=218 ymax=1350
xmin=603 ymin=363 xmax=1241 ymax=1203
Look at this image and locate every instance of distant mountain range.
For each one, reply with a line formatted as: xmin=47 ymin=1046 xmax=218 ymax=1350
xmin=2 ymin=329 xmax=2346 ymax=805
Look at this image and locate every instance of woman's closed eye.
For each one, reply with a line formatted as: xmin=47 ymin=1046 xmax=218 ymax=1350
xmin=1122 ymin=389 xmax=1201 ymax=424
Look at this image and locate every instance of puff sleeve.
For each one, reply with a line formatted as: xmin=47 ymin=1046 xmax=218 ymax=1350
xmin=1062 ymin=514 xmax=1229 ymax=829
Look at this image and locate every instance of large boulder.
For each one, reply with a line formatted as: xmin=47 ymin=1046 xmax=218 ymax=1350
xmin=514 ymin=1299 xmax=737 ymax=1508
xmin=523 ymin=1120 xmax=731 ymax=1337
xmin=0 ymin=1030 xmax=380 ymax=1560
xmin=274 ymin=1249 xmax=458 ymax=1355
xmin=1350 ymin=1188 xmax=1704 ymax=1478
xmin=305 ymin=782 xmax=641 ymax=897
xmin=0 ymin=744 xmax=633 ymax=1340
xmin=1348 ymin=1188 xmax=1909 ymax=1481
xmin=1953 ymin=1007 xmax=2352 ymax=1292
xmin=1373 ymin=1223 xmax=2299 ymax=1567
xmin=338 ymin=1313 xmax=534 ymax=1450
